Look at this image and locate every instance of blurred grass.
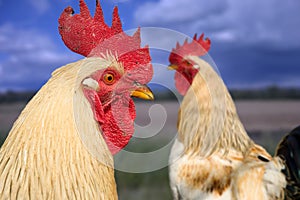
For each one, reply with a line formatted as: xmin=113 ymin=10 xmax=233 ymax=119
xmin=249 ymin=131 xmax=286 ymax=155
xmin=1 ymin=130 xmax=10 ymax=146
xmin=0 ymin=129 xmax=8 ymax=147
xmin=0 ymin=129 xmax=284 ymax=200
xmin=115 ymin=130 xmax=285 ymax=200
xmin=0 ymin=128 xmax=284 ymax=200
xmin=114 ymin=137 xmax=173 ymax=199
xmin=0 ymin=101 xmax=296 ymax=200
xmin=115 ymin=167 xmax=172 ymax=200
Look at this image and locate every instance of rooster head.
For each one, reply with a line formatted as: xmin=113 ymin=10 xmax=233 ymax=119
xmin=59 ymin=0 xmax=153 ymax=154
xmin=168 ymin=33 xmax=211 ymax=95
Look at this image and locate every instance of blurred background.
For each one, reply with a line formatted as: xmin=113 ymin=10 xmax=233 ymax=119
xmin=1 ymin=0 xmax=300 ymax=199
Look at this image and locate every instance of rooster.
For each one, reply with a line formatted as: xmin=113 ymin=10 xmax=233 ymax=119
xmin=168 ymin=34 xmax=300 ymax=199
xmin=0 ymin=0 xmax=153 ymax=199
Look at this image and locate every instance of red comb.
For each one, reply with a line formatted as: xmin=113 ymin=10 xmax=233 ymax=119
xmin=169 ymin=33 xmax=211 ymax=64
xmin=58 ymin=0 xmax=144 ymax=58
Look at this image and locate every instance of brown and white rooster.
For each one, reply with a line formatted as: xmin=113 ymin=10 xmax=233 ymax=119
xmin=0 ymin=0 xmax=153 ymax=199
xmin=168 ymin=34 xmax=300 ymax=200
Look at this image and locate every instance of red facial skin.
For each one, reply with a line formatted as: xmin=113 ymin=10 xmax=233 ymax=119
xmin=173 ymin=59 xmax=199 ymax=96
xmin=169 ymin=33 xmax=211 ymax=95
xmin=59 ymin=0 xmax=153 ymax=154
xmin=83 ymin=65 xmax=152 ymax=155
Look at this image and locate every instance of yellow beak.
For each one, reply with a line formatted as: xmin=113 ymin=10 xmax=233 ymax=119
xmin=130 ymin=84 xmax=154 ymax=100
xmin=167 ymin=64 xmax=178 ymax=70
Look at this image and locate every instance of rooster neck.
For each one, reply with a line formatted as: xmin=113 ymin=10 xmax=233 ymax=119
xmin=0 ymin=58 xmax=117 ymax=199
xmin=178 ymin=56 xmax=253 ymax=157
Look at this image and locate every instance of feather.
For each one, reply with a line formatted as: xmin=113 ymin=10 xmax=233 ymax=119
xmin=0 ymin=58 xmax=117 ymax=199
xmin=169 ymin=55 xmax=292 ymax=199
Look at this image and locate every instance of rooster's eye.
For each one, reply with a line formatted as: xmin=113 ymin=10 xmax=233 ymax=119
xmin=184 ymin=60 xmax=192 ymax=66
xmin=103 ymin=73 xmax=115 ymax=85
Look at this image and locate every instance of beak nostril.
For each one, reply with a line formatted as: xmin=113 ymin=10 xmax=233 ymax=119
xmin=133 ymin=81 xmax=142 ymax=87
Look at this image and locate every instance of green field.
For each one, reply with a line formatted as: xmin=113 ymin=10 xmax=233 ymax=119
xmin=1 ymin=100 xmax=300 ymax=199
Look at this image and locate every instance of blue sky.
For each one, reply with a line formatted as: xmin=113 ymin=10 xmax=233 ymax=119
xmin=0 ymin=0 xmax=299 ymax=91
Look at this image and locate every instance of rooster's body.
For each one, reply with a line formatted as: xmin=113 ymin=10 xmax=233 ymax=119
xmin=0 ymin=59 xmax=117 ymax=199
xmin=168 ymin=36 xmax=299 ymax=199
xmin=0 ymin=1 xmax=154 ymax=199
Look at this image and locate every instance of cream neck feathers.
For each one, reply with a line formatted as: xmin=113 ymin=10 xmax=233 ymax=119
xmin=177 ymin=56 xmax=253 ymax=157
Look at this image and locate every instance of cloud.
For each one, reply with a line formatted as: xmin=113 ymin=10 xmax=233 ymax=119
xmin=27 ymin=0 xmax=50 ymax=14
xmin=135 ymin=0 xmax=227 ymax=26
xmin=135 ymin=0 xmax=300 ymax=47
xmin=211 ymin=30 xmax=237 ymax=43
xmin=0 ymin=24 xmax=55 ymax=53
xmin=0 ymin=23 xmax=79 ymax=91
xmin=214 ymin=44 xmax=300 ymax=88
xmin=132 ymin=0 xmax=300 ymax=88
xmin=112 ymin=0 xmax=131 ymax=3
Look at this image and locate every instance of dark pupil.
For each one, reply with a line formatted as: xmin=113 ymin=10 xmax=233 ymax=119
xmin=107 ymin=75 xmax=113 ymax=81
